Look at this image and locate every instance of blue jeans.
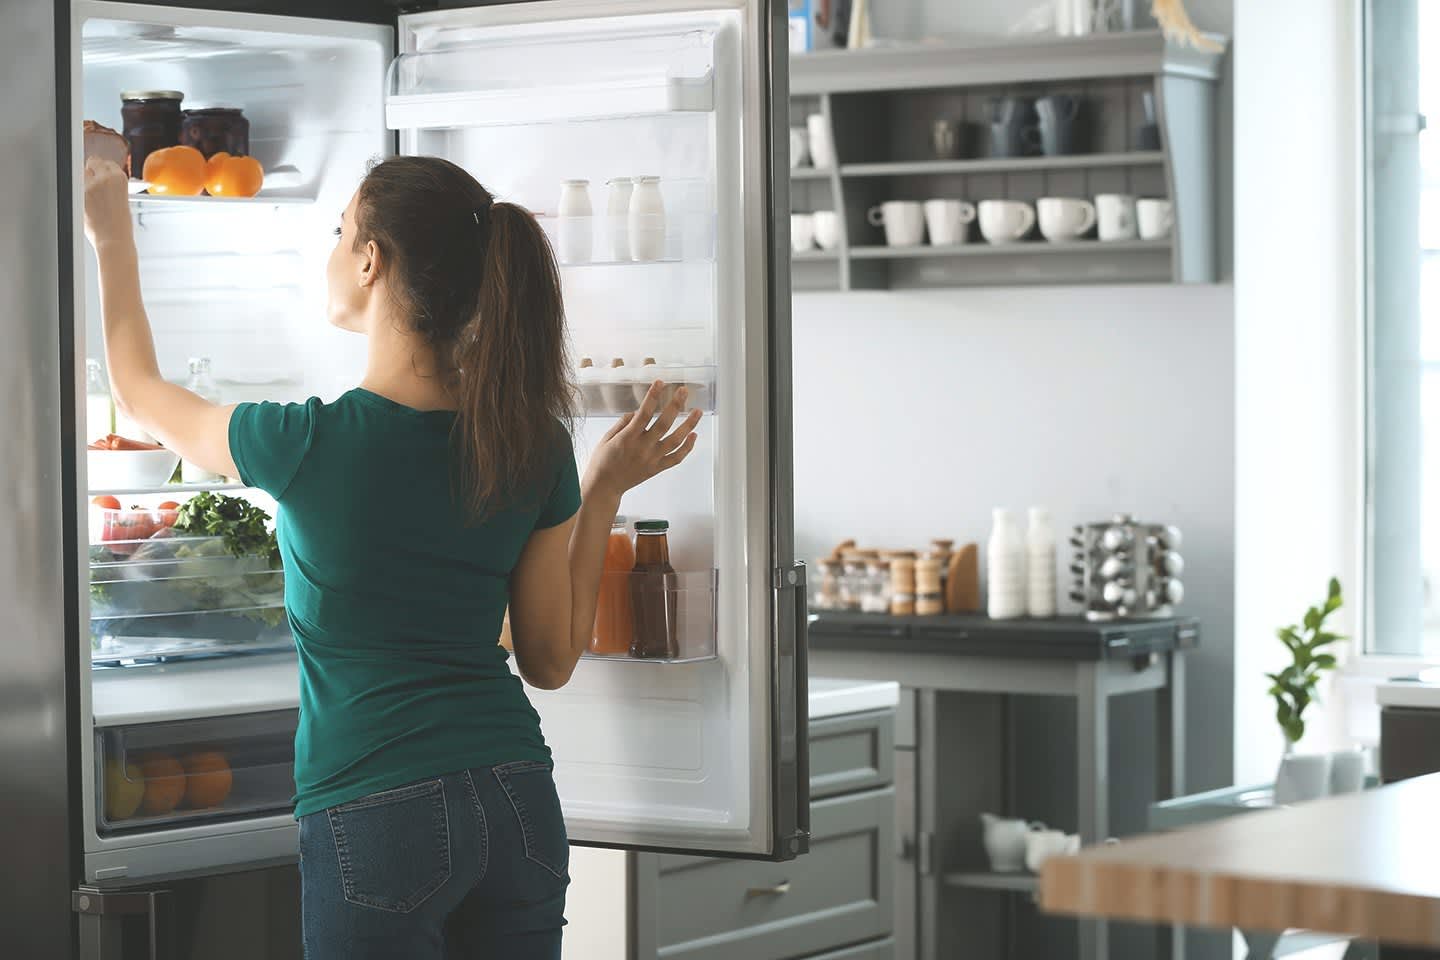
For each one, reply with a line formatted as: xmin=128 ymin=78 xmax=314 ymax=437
xmin=299 ymin=761 xmax=569 ymax=959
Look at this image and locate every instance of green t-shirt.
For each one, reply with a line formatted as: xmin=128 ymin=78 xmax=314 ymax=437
xmin=228 ymin=388 xmax=580 ymax=818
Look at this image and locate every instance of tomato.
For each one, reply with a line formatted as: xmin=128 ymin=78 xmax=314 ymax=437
xmin=156 ymin=501 xmax=181 ymax=528
xmin=101 ymin=509 xmax=156 ymax=553
xmin=92 ymin=495 xmax=121 ymax=510
xmin=204 ymin=154 xmax=264 ymax=198
xmin=142 ymin=145 xmax=206 ymax=197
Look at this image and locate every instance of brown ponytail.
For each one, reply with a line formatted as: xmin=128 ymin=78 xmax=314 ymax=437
xmin=351 ymin=156 xmax=574 ymax=521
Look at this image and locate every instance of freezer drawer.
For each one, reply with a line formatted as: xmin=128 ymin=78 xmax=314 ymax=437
xmin=96 ymin=710 xmax=296 ymax=835
xmin=654 ymin=789 xmax=894 ymax=960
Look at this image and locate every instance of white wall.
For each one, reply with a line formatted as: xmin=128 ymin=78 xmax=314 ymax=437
xmin=1231 ymin=0 xmax=1362 ymax=784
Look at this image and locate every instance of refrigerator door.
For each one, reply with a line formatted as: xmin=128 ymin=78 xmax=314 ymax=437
xmin=392 ymin=0 xmax=804 ymax=859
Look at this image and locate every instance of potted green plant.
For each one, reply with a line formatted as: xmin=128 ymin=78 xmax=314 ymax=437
xmin=1267 ymin=578 xmax=1344 ymax=803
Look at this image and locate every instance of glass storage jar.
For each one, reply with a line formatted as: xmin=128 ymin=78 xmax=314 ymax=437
xmin=120 ymin=90 xmax=183 ymax=178
xmin=180 ymin=107 xmax=249 ymax=159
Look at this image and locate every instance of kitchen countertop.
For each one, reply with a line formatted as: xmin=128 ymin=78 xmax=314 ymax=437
xmin=1377 ymin=674 xmax=1440 ymax=709
xmin=1039 ymin=772 xmax=1440 ymax=948
xmin=808 ymin=675 xmax=900 ymax=718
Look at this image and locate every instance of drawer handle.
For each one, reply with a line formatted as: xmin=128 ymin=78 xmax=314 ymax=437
xmin=745 ymin=880 xmax=791 ymax=898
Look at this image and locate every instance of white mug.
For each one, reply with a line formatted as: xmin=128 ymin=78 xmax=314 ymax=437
xmin=807 ymin=113 xmax=836 ymax=170
xmin=790 ymin=213 xmax=816 ymax=252
xmin=1137 ymin=197 xmax=1174 ymax=239
xmin=1096 ymin=193 xmax=1138 ymax=241
xmin=923 ymin=199 xmax=977 ymax=246
xmin=978 ymin=200 xmax=1036 ymax=245
xmin=813 ymin=210 xmax=841 ymax=250
xmin=1037 ymin=196 xmax=1097 ymax=242
xmin=789 ymin=126 xmax=810 ymax=169
xmin=867 ymin=201 xmax=924 ymax=247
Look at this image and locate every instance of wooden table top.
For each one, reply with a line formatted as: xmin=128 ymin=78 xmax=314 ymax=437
xmin=1039 ymin=773 xmax=1440 ymax=948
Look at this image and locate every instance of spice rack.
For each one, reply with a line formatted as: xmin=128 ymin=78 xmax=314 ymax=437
xmin=787 ymin=30 xmax=1227 ymax=290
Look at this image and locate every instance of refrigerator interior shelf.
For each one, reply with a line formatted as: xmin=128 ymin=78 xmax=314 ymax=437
xmin=385 ymin=75 xmax=714 ymax=130
xmin=129 ymin=192 xmax=314 ymax=207
xmin=91 ymin=631 xmax=293 ymax=667
xmin=89 ymin=481 xmax=247 ymax=498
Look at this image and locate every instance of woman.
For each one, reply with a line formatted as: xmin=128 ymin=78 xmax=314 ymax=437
xmin=82 ymin=154 xmax=701 ymax=958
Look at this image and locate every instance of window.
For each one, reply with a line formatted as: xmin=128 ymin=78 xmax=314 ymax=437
xmin=1367 ymin=0 xmax=1439 ymax=656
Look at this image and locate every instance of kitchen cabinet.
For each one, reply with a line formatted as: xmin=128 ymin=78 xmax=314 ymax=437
xmin=611 ymin=679 xmax=899 ymax=960
xmin=787 ymin=30 xmax=1227 ymax=290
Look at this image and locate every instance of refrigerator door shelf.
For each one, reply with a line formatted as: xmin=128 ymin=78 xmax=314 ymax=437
xmin=580 ymin=363 xmax=716 ymax=417
xmin=129 ymin=193 xmax=314 ymax=207
xmin=582 ymin=567 xmax=718 ymax=664
xmin=386 ymin=76 xmax=713 ymax=129
xmin=95 ymin=709 xmax=297 ymax=836
xmin=88 ymin=481 xmax=248 ymax=498
xmin=543 ymin=212 xmax=717 ymax=266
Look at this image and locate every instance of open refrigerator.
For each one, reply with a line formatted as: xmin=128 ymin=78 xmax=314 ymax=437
xmin=0 ymin=0 xmax=802 ymax=953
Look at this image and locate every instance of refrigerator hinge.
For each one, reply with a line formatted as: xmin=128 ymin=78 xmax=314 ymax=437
xmin=773 ymin=562 xmax=807 ymax=591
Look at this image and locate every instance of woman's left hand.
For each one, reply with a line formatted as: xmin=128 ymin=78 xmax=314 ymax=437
xmin=83 ymin=156 xmax=133 ymax=250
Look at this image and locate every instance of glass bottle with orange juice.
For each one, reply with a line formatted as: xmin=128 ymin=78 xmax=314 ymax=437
xmin=591 ymin=517 xmax=635 ymax=655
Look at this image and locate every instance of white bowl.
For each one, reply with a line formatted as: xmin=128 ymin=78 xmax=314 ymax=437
xmin=87 ymin=448 xmax=180 ymax=490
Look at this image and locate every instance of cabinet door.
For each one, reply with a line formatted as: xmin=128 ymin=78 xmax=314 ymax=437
xmin=392 ymin=0 xmax=803 ymax=859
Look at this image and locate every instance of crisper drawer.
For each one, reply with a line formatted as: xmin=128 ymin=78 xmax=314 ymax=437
xmin=90 ymin=529 xmax=290 ymax=665
xmin=96 ymin=709 xmax=297 ymax=834
xmin=809 ymin=711 xmax=894 ymax=800
xmin=655 ymin=789 xmax=894 ymax=960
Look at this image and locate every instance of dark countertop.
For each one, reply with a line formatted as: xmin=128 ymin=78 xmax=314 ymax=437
xmin=808 ymin=611 xmax=1200 ymax=661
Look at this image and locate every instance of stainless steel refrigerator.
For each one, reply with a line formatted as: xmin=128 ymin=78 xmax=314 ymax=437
xmin=1 ymin=1 xmax=803 ymax=955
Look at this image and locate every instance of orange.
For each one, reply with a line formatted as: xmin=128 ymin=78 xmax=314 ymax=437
xmin=142 ymin=145 xmax=206 ymax=196
xmin=181 ymin=750 xmax=233 ymax=809
xmin=138 ymin=752 xmax=186 ymax=815
xmin=204 ymin=154 xmax=264 ymax=198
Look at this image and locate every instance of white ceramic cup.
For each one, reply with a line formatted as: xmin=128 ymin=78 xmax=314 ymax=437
xmin=1274 ymin=752 xmax=1333 ymax=805
xmin=1137 ymin=197 xmax=1174 ymax=239
xmin=1037 ymin=196 xmax=1097 ymax=242
xmin=978 ymin=200 xmax=1036 ymax=245
xmin=790 ymin=213 xmax=816 ymax=252
xmin=1329 ymin=748 xmax=1368 ymax=794
xmin=1024 ymin=829 xmax=1081 ymax=873
xmin=867 ymin=201 xmax=925 ymax=247
xmin=1096 ymin=193 xmax=1138 ymax=241
xmin=807 ymin=113 xmax=836 ymax=170
xmin=923 ymin=199 xmax=977 ymax=246
xmin=789 ymin=126 xmax=810 ymax=169
xmin=813 ymin=210 xmax=841 ymax=250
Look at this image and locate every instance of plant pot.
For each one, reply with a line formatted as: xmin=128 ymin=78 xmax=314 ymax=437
xmin=1274 ymin=752 xmax=1332 ymax=805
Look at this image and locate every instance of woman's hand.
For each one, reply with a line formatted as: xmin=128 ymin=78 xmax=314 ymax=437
xmin=583 ymin=381 xmax=702 ymax=502
xmin=83 ymin=157 xmax=134 ymax=251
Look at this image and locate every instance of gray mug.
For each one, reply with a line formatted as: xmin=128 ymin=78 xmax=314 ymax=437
xmin=1034 ymin=95 xmax=1082 ymax=156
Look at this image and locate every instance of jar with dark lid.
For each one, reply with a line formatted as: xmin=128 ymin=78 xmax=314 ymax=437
xmin=120 ymin=90 xmax=183 ymax=178
xmin=180 ymin=107 xmax=249 ymax=159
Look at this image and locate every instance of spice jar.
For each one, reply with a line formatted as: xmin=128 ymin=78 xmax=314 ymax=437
xmin=916 ymin=556 xmax=943 ymax=616
xmin=840 ymin=551 xmax=867 ymax=611
xmin=814 ymin=557 xmax=842 ymax=611
xmin=180 ymin=107 xmax=250 ymax=159
xmin=890 ymin=557 xmax=916 ymax=616
xmin=120 ymin=90 xmax=184 ymax=178
xmin=860 ymin=559 xmax=891 ymax=613
xmin=930 ymin=539 xmax=954 ymax=592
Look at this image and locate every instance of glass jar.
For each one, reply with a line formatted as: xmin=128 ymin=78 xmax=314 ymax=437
xmin=120 ymin=90 xmax=184 ymax=178
xmin=181 ymin=359 xmax=222 ymax=483
xmin=180 ymin=107 xmax=250 ymax=159
xmin=814 ymin=558 xmax=842 ymax=611
xmin=630 ymin=520 xmax=678 ymax=659
xmin=860 ymin=561 xmax=891 ymax=613
xmin=839 ymin=554 xmax=866 ymax=612
xmin=85 ymin=359 xmax=112 ymax=444
xmin=889 ymin=557 xmax=917 ymax=616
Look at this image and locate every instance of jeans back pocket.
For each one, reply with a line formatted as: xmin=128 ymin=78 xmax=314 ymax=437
xmin=327 ymin=779 xmax=451 ymax=913
xmin=492 ymin=761 xmax=570 ymax=880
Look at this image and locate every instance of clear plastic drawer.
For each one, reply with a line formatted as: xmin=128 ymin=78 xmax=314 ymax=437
xmin=96 ymin=710 xmax=297 ymax=834
xmin=90 ymin=526 xmax=289 ymax=665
